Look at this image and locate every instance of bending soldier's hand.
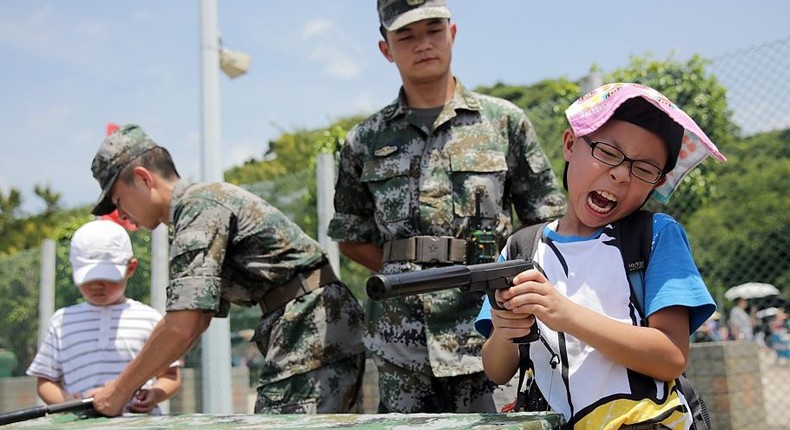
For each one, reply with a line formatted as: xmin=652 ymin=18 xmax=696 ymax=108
xmin=91 ymin=379 xmax=135 ymax=417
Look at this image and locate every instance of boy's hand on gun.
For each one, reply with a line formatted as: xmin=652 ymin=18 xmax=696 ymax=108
xmin=493 ymin=266 xmax=581 ymax=337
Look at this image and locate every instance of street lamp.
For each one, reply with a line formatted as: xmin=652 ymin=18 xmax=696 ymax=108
xmin=220 ymin=47 xmax=251 ymax=79
xmin=198 ymin=0 xmax=249 ymax=414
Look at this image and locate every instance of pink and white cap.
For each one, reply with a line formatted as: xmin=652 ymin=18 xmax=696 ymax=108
xmin=565 ymin=83 xmax=727 ymax=203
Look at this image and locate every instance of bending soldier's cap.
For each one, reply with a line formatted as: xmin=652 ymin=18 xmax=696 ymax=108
xmin=565 ymin=83 xmax=727 ymax=203
xmin=70 ymin=220 xmax=133 ymax=286
xmin=91 ymin=124 xmax=159 ymax=216
xmin=378 ymin=0 xmax=451 ymax=32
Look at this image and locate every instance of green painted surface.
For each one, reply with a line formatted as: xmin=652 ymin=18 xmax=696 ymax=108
xmin=6 ymin=412 xmax=564 ymax=429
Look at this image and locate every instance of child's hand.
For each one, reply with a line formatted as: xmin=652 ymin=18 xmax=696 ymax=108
xmin=498 ymin=266 xmax=579 ymax=334
xmin=128 ymin=388 xmax=159 ymax=413
xmin=489 ymin=304 xmax=536 ymax=343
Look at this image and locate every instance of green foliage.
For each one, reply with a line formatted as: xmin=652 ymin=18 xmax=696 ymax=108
xmin=0 ymin=247 xmax=40 ymax=375
xmin=686 ymin=128 xmax=790 ymax=305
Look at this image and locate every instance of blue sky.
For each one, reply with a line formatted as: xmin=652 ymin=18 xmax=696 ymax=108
xmin=1 ymin=1 xmax=789 ymax=213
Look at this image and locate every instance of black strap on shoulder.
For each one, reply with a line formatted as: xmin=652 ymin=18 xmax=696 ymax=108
xmin=613 ymin=209 xmax=653 ymax=276
xmin=507 ymin=222 xmax=548 ymax=261
xmin=506 ymin=222 xmax=548 ymax=412
xmin=611 ymin=210 xmax=653 ymax=321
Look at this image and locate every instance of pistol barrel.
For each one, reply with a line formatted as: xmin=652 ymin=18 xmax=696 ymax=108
xmin=366 ymin=265 xmax=472 ymax=301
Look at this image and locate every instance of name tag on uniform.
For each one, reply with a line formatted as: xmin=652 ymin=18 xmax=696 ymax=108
xmin=374 ymin=145 xmax=399 ymax=157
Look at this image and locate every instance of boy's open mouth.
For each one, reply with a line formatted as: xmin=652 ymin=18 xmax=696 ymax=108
xmin=588 ymin=190 xmax=617 ymax=214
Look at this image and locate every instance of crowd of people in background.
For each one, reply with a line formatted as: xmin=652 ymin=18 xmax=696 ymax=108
xmin=692 ymin=297 xmax=790 ymax=364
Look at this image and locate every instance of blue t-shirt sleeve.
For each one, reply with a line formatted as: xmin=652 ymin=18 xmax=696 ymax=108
xmin=645 ymin=214 xmax=716 ymax=333
xmin=475 ymin=295 xmax=494 ymax=338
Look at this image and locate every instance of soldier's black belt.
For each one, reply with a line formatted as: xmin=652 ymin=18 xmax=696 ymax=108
xmin=382 ymin=236 xmax=467 ymax=264
xmin=259 ymin=264 xmax=338 ymax=314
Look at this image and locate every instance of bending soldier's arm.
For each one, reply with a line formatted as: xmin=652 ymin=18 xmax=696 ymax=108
xmin=339 ymin=242 xmax=383 ymax=272
xmin=92 ymin=310 xmax=210 ymax=417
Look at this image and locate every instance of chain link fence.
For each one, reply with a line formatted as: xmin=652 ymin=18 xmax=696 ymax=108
xmin=0 ymin=36 xmax=788 ymax=423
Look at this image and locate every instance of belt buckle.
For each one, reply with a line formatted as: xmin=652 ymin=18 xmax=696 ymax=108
xmin=415 ymin=236 xmax=448 ymax=264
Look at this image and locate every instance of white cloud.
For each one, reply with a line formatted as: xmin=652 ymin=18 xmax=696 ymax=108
xmin=308 ymin=46 xmax=361 ymax=80
xmin=302 ymin=19 xmax=333 ymax=39
xmin=0 ymin=6 xmax=56 ymax=50
xmin=352 ymin=92 xmax=381 ymax=116
xmin=301 ymin=17 xmax=363 ymax=79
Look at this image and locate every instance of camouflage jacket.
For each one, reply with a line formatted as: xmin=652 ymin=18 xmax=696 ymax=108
xmin=328 ymin=79 xmax=565 ymax=377
xmin=168 ymin=180 xmax=364 ymax=383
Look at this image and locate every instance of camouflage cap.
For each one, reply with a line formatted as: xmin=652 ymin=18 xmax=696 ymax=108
xmin=90 ymin=124 xmax=158 ymax=216
xmin=377 ymin=0 xmax=451 ymax=32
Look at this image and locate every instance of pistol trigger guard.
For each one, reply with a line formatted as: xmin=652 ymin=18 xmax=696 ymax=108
xmin=487 ymin=290 xmax=503 ymax=311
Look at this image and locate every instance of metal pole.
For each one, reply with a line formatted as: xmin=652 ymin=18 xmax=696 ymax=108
xmin=150 ymin=226 xmax=169 ymax=314
xmin=198 ymin=0 xmax=233 ymax=414
xmin=316 ymin=153 xmax=340 ymax=276
xmin=37 ymin=239 xmax=56 ymax=407
xmin=38 ymin=239 xmax=56 ymax=347
xmin=149 ymin=225 xmax=170 ymax=414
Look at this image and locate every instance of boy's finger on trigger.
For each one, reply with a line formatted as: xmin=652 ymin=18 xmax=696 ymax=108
xmin=512 ymin=269 xmax=542 ymax=286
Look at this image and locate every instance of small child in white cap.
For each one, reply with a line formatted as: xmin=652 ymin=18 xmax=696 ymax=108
xmin=26 ymin=219 xmax=180 ymax=414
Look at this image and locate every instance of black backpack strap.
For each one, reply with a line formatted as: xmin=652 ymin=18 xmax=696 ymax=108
xmin=614 ymin=211 xmax=711 ymax=429
xmin=507 ymin=222 xmax=548 ymax=261
xmin=506 ymin=222 xmax=548 ymax=412
xmin=513 ymin=343 xmax=533 ymax=411
xmin=612 ymin=210 xmax=653 ymax=321
xmin=678 ymin=374 xmax=712 ymax=430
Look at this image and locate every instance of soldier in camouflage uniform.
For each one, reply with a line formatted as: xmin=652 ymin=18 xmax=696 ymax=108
xmin=88 ymin=124 xmax=365 ymax=417
xmin=327 ymin=0 xmax=566 ymax=414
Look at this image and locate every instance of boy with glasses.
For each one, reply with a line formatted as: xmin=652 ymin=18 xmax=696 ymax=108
xmin=476 ymin=83 xmax=726 ymax=429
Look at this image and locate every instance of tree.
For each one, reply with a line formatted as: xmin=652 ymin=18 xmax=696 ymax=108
xmin=686 ymin=128 xmax=790 ymax=304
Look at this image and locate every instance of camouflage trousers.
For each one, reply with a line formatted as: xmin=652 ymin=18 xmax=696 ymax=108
xmin=374 ymin=357 xmax=497 ymax=413
xmin=254 ymin=353 xmax=365 ymax=414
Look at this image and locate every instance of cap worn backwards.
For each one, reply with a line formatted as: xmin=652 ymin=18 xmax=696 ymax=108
xmin=610 ymin=97 xmax=684 ymax=174
xmin=565 ymin=83 xmax=727 ymax=203
xmin=377 ymin=0 xmax=451 ymax=32
xmin=91 ymin=124 xmax=159 ymax=216
xmin=70 ymin=220 xmax=133 ymax=286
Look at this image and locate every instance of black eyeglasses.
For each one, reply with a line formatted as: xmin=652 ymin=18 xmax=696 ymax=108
xmin=581 ymin=136 xmax=665 ymax=184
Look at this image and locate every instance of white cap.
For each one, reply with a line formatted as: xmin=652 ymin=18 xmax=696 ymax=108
xmin=69 ymin=220 xmax=133 ymax=286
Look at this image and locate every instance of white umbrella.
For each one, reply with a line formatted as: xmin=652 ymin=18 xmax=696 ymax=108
xmin=724 ymin=282 xmax=780 ymax=301
xmin=756 ymin=307 xmax=780 ymax=319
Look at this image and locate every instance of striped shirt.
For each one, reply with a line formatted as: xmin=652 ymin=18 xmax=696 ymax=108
xmin=27 ymin=299 xmax=173 ymax=398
